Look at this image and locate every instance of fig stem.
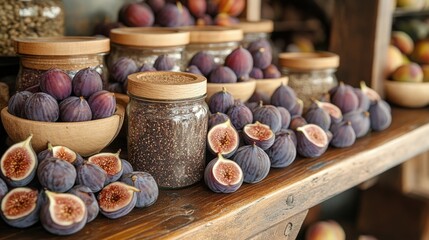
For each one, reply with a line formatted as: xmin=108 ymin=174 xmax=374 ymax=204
xmin=23 ymin=134 xmax=33 ymax=148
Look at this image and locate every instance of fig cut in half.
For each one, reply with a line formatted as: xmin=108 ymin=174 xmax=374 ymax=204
xmin=88 ymin=150 xmax=123 ymax=183
xmin=41 ymin=143 xmax=84 ymax=166
xmin=0 ymin=135 xmax=37 ymax=187
xmin=296 ymin=124 xmax=329 ymax=158
xmin=98 ymin=181 xmax=139 ymax=219
xmin=204 ymin=154 xmax=243 ymax=193
xmin=40 ymin=190 xmax=87 ymax=236
xmin=360 ymin=81 xmax=381 ymax=103
xmin=242 ymin=121 xmax=275 ymax=150
xmin=1 ymin=187 xmax=41 ymax=228
xmin=207 ymin=119 xmax=239 ymax=158
xmin=314 ymin=99 xmax=343 ymax=123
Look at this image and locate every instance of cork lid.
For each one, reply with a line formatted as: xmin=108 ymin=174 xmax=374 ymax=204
xmin=14 ymin=37 xmax=110 ymax=56
xmin=278 ymin=52 xmax=340 ymax=70
xmin=110 ymin=27 xmax=190 ymax=47
xmin=127 ymin=71 xmax=207 ymax=100
xmin=179 ymin=26 xmax=243 ymax=43
xmin=235 ymin=19 xmax=274 ymax=34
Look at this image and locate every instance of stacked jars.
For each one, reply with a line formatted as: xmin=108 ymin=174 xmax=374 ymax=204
xmin=15 ymin=37 xmax=110 ymax=91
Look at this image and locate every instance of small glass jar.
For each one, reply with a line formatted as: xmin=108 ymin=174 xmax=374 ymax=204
xmin=15 ymin=37 xmax=110 ymax=91
xmin=279 ymin=52 xmax=340 ymax=109
xmin=0 ymin=0 xmax=65 ymax=57
xmin=109 ymin=28 xmax=190 ymax=71
xmin=127 ymin=71 xmax=208 ymax=189
xmin=235 ymin=19 xmax=274 ymax=48
xmin=182 ymin=26 xmax=243 ymax=65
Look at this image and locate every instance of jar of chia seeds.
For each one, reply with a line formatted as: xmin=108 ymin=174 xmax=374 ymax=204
xmin=279 ymin=52 xmax=339 ymax=110
xmin=182 ymin=26 xmax=243 ymax=65
xmin=235 ymin=19 xmax=274 ymax=48
xmin=14 ymin=36 xmax=110 ymax=91
xmin=109 ymin=27 xmax=190 ymax=72
xmin=127 ymin=71 xmax=208 ymax=189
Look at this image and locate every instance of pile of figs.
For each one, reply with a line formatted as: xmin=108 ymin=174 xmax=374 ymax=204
xmin=8 ymin=68 xmax=116 ymax=122
xmin=0 ymin=136 xmax=159 ymax=236
xmin=204 ymin=81 xmax=392 ymax=193
xmin=94 ymin=0 xmax=245 ymax=37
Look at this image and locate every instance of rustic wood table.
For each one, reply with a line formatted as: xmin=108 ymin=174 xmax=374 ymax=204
xmin=1 ymin=106 xmax=429 ymax=240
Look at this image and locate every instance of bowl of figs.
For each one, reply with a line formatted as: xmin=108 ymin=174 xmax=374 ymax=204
xmin=1 ymin=68 xmax=125 ymax=156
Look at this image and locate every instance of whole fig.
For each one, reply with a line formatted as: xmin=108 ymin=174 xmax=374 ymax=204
xmin=266 ymin=129 xmax=297 ymax=168
xmin=343 ymin=110 xmax=371 ymax=138
xmin=7 ymin=91 xmax=32 ymax=118
xmin=369 ymin=99 xmax=392 ymax=131
xmin=121 ymin=159 xmax=134 ymax=176
xmin=249 ymin=67 xmax=264 ymax=79
xmin=68 ymin=185 xmax=99 ymax=223
xmin=330 ymin=121 xmax=356 ymax=148
xmin=76 ymin=162 xmax=107 ymax=192
xmin=208 ymin=112 xmax=230 ymax=129
xmin=72 ymin=67 xmax=103 ymax=98
xmin=37 ymin=157 xmax=77 ymax=193
xmin=138 ymin=63 xmax=156 ymax=72
xmin=147 ymin=0 xmax=165 ymax=12
xmin=120 ymin=171 xmax=159 ymax=208
xmin=224 ymin=46 xmax=253 ymax=80
xmin=233 ymin=145 xmax=270 ymax=183
xmin=226 ymin=99 xmax=253 ymax=130
xmin=153 ymin=54 xmax=175 ymax=71
xmin=204 ymin=154 xmax=243 ymax=193
xmin=188 ymin=51 xmax=216 ymax=77
xmin=353 ymin=87 xmax=371 ymax=111
xmin=59 ymin=96 xmax=92 ymax=122
xmin=248 ymin=90 xmax=270 ymax=105
xmin=110 ymin=57 xmax=138 ymax=83
xmin=247 ymin=38 xmax=272 ymax=53
xmin=263 ymin=64 xmax=281 ymax=79
xmin=331 ymin=82 xmax=359 ymax=114
xmin=209 ymin=66 xmax=237 ymax=83
xmin=270 ymin=83 xmax=297 ymax=111
xmin=208 ymin=87 xmax=234 ymax=113
xmin=252 ymin=102 xmax=282 ymax=133
xmin=304 ymin=102 xmax=331 ymax=131
xmin=157 ymin=3 xmax=182 ymax=27
xmin=25 ymin=92 xmax=59 ymax=122
xmin=289 ymin=115 xmax=308 ymax=131
xmin=119 ymin=2 xmax=154 ymax=27
xmin=88 ymin=90 xmax=116 ymax=119
xmin=185 ymin=65 xmax=203 ymax=75
xmin=251 ymin=47 xmax=272 ymax=69
xmin=289 ymin=98 xmax=304 ymax=117
xmin=186 ymin=0 xmax=206 ymax=18
xmin=40 ymin=68 xmax=72 ymax=101
xmin=277 ymin=106 xmax=291 ymax=129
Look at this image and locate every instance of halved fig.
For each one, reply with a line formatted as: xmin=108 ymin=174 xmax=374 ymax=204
xmin=305 ymin=101 xmax=331 ymax=131
xmin=208 ymin=112 xmax=230 ymax=130
xmin=242 ymin=121 xmax=275 ymax=150
xmin=1 ymin=187 xmax=41 ymax=228
xmin=296 ymin=124 xmax=329 ymax=158
xmin=88 ymin=150 xmax=123 ymax=183
xmin=120 ymin=171 xmax=159 ymax=208
xmin=204 ymin=154 xmax=243 ymax=193
xmin=40 ymin=190 xmax=87 ymax=236
xmin=232 ymin=145 xmax=270 ymax=183
xmin=39 ymin=143 xmax=83 ymax=167
xmin=98 ymin=181 xmax=139 ymax=219
xmin=252 ymin=102 xmax=283 ymax=133
xmin=360 ymin=81 xmax=381 ymax=103
xmin=0 ymin=135 xmax=37 ymax=187
xmin=207 ymin=119 xmax=239 ymax=158
xmin=314 ymin=99 xmax=343 ymax=123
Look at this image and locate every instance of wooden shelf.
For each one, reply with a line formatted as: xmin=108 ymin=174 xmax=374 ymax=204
xmin=1 ymin=106 xmax=429 ymax=239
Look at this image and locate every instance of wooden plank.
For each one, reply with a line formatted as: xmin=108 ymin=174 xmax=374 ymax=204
xmin=1 ymin=107 xmax=429 ymax=239
xmin=330 ymin=0 xmax=393 ymax=94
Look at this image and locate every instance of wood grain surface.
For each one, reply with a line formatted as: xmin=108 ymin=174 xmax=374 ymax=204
xmin=1 ymin=107 xmax=429 ymax=239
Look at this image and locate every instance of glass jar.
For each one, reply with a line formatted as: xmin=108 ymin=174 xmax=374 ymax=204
xmin=235 ymin=19 xmax=274 ymax=48
xmin=182 ymin=26 xmax=243 ymax=65
xmin=127 ymin=71 xmax=208 ymax=189
xmin=15 ymin=37 xmax=110 ymax=91
xmin=279 ymin=52 xmax=339 ymax=110
xmin=109 ymin=28 xmax=190 ymax=72
xmin=0 ymin=0 xmax=65 ymax=57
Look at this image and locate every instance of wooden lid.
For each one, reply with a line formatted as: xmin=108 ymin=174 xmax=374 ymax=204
xmin=278 ymin=52 xmax=340 ymax=70
xmin=179 ymin=26 xmax=243 ymax=43
xmin=235 ymin=19 xmax=274 ymax=33
xmin=14 ymin=37 xmax=110 ymax=56
xmin=127 ymin=71 xmax=207 ymax=100
xmin=110 ymin=27 xmax=190 ymax=47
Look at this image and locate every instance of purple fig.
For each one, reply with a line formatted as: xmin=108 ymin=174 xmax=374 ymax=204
xmin=289 ymin=98 xmax=304 ymax=117
xmin=138 ymin=63 xmax=156 ymax=72
xmin=147 ymin=0 xmax=165 ymax=12
xmin=8 ymin=91 xmax=32 ymax=118
xmin=188 ymin=51 xmax=216 ymax=77
xmin=40 ymin=68 xmax=72 ymax=101
xmin=72 ymin=67 xmax=103 ymax=98
xmin=208 ymin=112 xmax=230 ymax=129
xmin=249 ymin=67 xmax=264 ymax=79
xmin=25 ymin=92 xmax=59 ymax=122
xmin=277 ymin=106 xmax=291 ymax=129
xmin=208 ymin=87 xmax=235 ymax=114
xmin=248 ymin=90 xmax=270 ymax=105
xmin=266 ymin=129 xmax=297 ymax=168
xmin=204 ymin=154 xmax=243 ymax=193
xmin=224 ymin=46 xmax=253 ymax=80
xmin=185 ymin=65 xmax=203 ymax=75
xmin=330 ymin=121 xmax=356 ymax=148
xmin=59 ymin=96 xmax=92 ymax=122
xmin=343 ymin=110 xmax=371 ymax=138
xmin=296 ymin=124 xmax=329 ymax=158
xmin=232 ymin=144 xmax=270 ymax=183
xmin=369 ymin=99 xmax=392 ymax=131
xmin=289 ymin=115 xmax=307 ymax=131
xmin=209 ymin=66 xmax=237 ymax=83
xmin=331 ymin=82 xmax=359 ymax=114
xmin=119 ymin=2 xmax=154 ymax=27
xmin=226 ymin=100 xmax=253 ymax=130
xmin=353 ymin=87 xmax=371 ymax=111
xmin=110 ymin=57 xmax=138 ymax=83
xmin=157 ymin=3 xmax=182 ymax=27
xmin=263 ymin=64 xmax=281 ymax=79
xmin=270 ymin=83 xmax=297 ymax=111
xmin=88 ymin=90 xmax=116 ymax=120
xmin=247 ymin=39 xmax=272 ymax=54
xmin=153 ymin=54 xmax=175 ymax=71
xmin=251 ymin=47 xmax=272 ymax=69
xmin=304 ymin=101 xmax=331 ymax=131
xmin=252 ymin=102 xmax=282 ymax=133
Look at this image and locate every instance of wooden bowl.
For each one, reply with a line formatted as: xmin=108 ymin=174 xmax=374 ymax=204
xmin=254 ymin=76 xmax=288 ymax=98
xmin=206 ymin=80 xmax=256 ymax=102
xmin=1 ymin=104 xmax=125 ymax=157
xmin=384 ymin=79 xmax=429 ymax=108
xmin=114 ymin=93 xmax=130 ymax=108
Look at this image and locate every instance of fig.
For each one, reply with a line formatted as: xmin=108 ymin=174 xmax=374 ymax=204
xmin=186 ymin=0 xmax=206 ymax=18
xmin=147 ymin=0 xmax=165 ymax=12
xmin=289 ymin=98 xmax=304 ymax=117
xmin=249 ymin=67 xmax=264 ymax=79
xmin=120 ymin=171 xmax=158 ymax=208
xmin=330 ymin=82 xmax=359 ymax=114
xmin=72 ymin=67 xmax=103 ymax=98
xmin=209 ymin=66 xmax=237 ymax=83
xmin=289 ymin=115 xmax=308 ymax=131
xmin=330 ymin=121 xmax=356 ymax=148
xmin=188 ymin=51 xmax=216 ymax=77
xmin=313 ymin=100 xmax=343 ymax=123
xmin=226 ymin=100 xmax=253 ymax=130
xmin=153 ymin=54 xmax=175 ymax=71
xmin=0 ymin=135 xmax=37 ymax=187
xmin=119 ymin=2 xmax=154 ymax=27
xmin=232 ymin=144 xmax=270 ymax=183
xmin=247 ymin=39 xmax=272 ymax=53
xmin=7 ymin=91 xmax=32 ymax=118
xmin=208 ymin=87 xmax=235 ymax=114
xmin=296 ymin=124 xmax=329 ymax=158
xmin=270 ymin=83 xmax=297 ymax=112
xmin=360 ymin=81 xmax=381 ymax=104
xmin=98 ymin=181 xmax=139 ymax=219
xmin=88 ymin=150 xmax=123 ymax=183
xmin=0 ymin=178 xmax=7 ymax=201
xmin=68 ymin=185 xmax=99 ymax=223
xmin=266 ymin=129 xmax=297 ymax=168
xmin=343 ymin=110 xmax=371 ymax=138
xmin=248 ymin=90 xmax=270 ymax=105
xmin=245 ymin=101 xmax=260 ymax=112
xmin=0 ymin=187 xmax=41 ymax=228
xmin=224 ymin=46 xmax=253 ymax=80
xmin=39 ymin=143 xmax=84 ymax=167
xmin=76 ymin=162 xmax=107 ymax=193
xmin=277 ymin=106 xmax=291 ymax=129
xmin=40 ymin=68 xmax=72 ymax=101
xmin=305 ymin=101 xmax=331 ymax=131
xmin=121 ymin=159 xmax=134 ymax=176
xmin=263 ymin=64 xmax=281 ymax=79
xmin=242 ymin=121 xmax=275 ymax=150
xmin=40 ymin=190 xmax=87 ymax=235
xmin=179 ymin=4 xmax=195 ymax=26
xmin=107 ymin=82 xmax=124 ymax=93
xmin=25 ymin=92 xmax=59 ymax=122
xmin=207 ymin=119 xmax=239 ymax=158
xmin=369 ymin=100 xmax=392 ymax=131
xmin=185 ymin=65 xmax=203 ymax=75
xmin=353 ymin=87 xmax=371 ymax=111
xmin=157 ymin=3 xmax=182 ymax=27
xmin=37 ymin=157 xmax=77 ymax=193
xmin=208 ymin=112 xmax=230 ymax=129
xmin=110 ymin=57 xmax=138 ymax=83
xmin=59 ymin=96 xmax=92 ymax=122
xmin=251 ymin=47 xmax=272 ymax=69
xmin=204 ymin=154 xmax=243 ymax=193
xmin=138 ymin=63 xmax=156 ymax=72
xmin=252 ymin=102 xmax=282 ymax=133
xmin=88 ymin=90 xmax=116 ymax=119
